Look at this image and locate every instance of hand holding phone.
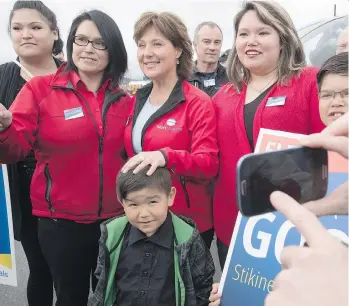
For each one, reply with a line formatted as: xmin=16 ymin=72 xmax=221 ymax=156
xmin=236 ymin=147 xmax=328 ymax=216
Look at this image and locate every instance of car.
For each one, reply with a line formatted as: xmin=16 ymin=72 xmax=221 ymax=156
xmin=121 ymin=79 xmax=150 ymax=96
xmin=300 ymin=15 xmax=348 ymax=67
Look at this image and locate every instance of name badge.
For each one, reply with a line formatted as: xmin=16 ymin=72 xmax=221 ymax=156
xmin=64 ymin=107 xmax=84 ymax=120
xmin=204 ymin=79 xmax=215 ymax=87
xmin=266 ymin=96 xmax=286 ymax=107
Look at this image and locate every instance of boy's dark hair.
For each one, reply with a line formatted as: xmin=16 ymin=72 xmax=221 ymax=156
xmin=65 ymin=10 xmax=128 ymax=89
xmin=317 ymin=52 xmax=348 ymax=90
xmin=9 ymin=1 xmax=63 ymax=55
xmin=117 ymin=166 xmax=172 ymax=201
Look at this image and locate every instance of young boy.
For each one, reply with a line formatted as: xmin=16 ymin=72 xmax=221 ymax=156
xmin=317 ymin=51 xmax=348 ymax=126
xmin=89 ymin=166 xmax=215 ymax=306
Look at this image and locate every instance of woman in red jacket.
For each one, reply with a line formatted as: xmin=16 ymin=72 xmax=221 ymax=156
xmin=121 ymin=12 xmax=219 ymax=248
xmin=0 ymin=2 xmax=63 ymax=304
xmin=212 ymin=0 xmax=325 ymax=269
xmin=0 ymin=10 xmax=130 ymax=306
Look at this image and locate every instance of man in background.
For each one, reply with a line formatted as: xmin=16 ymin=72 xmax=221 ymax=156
xmin=189 ymin=21 xmax=228 ymax=97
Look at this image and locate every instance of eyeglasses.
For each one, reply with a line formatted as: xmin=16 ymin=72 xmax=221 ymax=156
xmin=73 ymin=35 xmax=107 ymax=50
xmin=318 ymin=88 xmax=349 ymax=100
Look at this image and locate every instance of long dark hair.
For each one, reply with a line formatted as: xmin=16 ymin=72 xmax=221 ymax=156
xmin=8 ymin=0 xmax=63 ymax=55
xmin=65 ymin=10 xmax=128 ymax=88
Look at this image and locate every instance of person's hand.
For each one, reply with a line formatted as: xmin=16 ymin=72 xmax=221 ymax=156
xmin=0 ymin=103 xmax=12 ymax=132
xmin=121 ymin=151 xmax=166 ymax=175
xmin=300 ymin=112 xmax=348 ymax=158
xmin=209 ymin=283 xmax=221 ymax=306
xmin=299 ymin=113 xmax=348 ymax=217
xmin=265 ymin=191 xmax=348 ymax=306
xmin=303 ymin=181 xmax=348 ymax=216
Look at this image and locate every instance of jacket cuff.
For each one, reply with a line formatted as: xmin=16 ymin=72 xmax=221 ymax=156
xmin=0 ymin=125 xmax=13 ymax=143
xmin=159 ymin=149 xmax=168 ymax=166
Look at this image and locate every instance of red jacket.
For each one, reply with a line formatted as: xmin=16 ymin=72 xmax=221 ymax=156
xmin=124 ymin=79 xmax=219 ymax=232
xmin=0 ymin=65 xmax=131 ymax=222
xmin=213 ymin=67 xmax=326 ymax=246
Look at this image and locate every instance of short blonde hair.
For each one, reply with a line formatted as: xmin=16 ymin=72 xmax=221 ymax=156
xmin=134 ymin=12 xmax=193 ymax=79
xmin=227 ymin=1 xmax=306 ymax=92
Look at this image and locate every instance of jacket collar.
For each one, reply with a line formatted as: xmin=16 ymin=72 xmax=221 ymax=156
xmin=128 ymin=213 xmax=174 ymax=248
xmin=136 ymin=77 xmax=185 ymax=105
xmin=189 ymin=62 xmax=226 ymax=82
xmin=49 ymin=63 xmax=120 ymax=94
xmin=69 ymin=69 xmax=111 ymax=92
xmin=132 ymin=78 xmax=186 ymax=130
xmin=102 ymin=212 xmax=195 ymax=253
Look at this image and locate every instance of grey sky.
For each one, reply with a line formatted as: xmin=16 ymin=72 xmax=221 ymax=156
xmin=0 ymin=0 xmax=347 ymax=78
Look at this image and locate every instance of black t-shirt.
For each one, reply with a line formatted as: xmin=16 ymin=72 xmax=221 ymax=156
xmin=244 ymin=84 xmax=275 ymax=150
xmin=16 ymin=76 xmax=36 ymax=170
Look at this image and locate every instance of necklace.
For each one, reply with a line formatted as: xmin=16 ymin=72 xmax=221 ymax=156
xmin=149 ymin=95 xmax=164 ymax=106
xmin=249 ymin=76 xmax=277 ymax=94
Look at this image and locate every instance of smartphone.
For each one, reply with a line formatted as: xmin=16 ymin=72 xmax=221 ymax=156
xmin=236 ymin=146 xmax=328 ymax=216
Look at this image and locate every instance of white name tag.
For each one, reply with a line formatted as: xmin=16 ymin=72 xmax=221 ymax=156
xmin=204 ymin=79 xmax=215 ymax=87
xmin=64 ymin=107 xmax=84 ymax=120
xmin=266 ymin=96 xmax=286 ymax=107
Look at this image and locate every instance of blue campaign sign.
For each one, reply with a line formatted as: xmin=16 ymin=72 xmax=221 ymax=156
xmin=219 ymin=129 xmax=348 ymax=306
xmin=0 ymin=164 xmax=17 ymax=286
xmin=220 ymin=207 xmax=348 ymax=305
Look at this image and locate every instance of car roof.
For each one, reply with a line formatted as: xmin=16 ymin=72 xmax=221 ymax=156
xmin=299 ymin=15 xmax=348 ymax=39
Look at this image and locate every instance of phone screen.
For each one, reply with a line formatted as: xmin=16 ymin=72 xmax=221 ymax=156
xmin=237 ymin=147 xmax=328 ymax=216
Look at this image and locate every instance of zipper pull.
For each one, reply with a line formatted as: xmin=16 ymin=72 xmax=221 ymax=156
xmin=180 ymin=175 xmax=185 ymax=185
xmin=99 ymin=137 xmax=103 ymax=151
xmin=126 ymin=116 xmax=131 ymax=126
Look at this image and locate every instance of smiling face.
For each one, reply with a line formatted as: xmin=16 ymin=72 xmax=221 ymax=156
xmin=72 ymin=20 xmax=109 ymax=77
xmin=319 ymin=73 xmax=348 ymax=126
xmin=194 ymin=25 xmax=223 ymax=65
xmin=122 ymin=187 xmax=176 ymax=237
xmin=235 ymin=10 xmax=281 ymax=75
xmin=10 ymin=8 xmax=58 ymax=59
xmin=137 ymin=26 xmax=181 ymax=82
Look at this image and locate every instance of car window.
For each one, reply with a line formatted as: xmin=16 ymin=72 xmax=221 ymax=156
xmin=302 ymin=16 xmax=348 ymax=67
xmin=298 ymin=20 xmax=325 ymax=38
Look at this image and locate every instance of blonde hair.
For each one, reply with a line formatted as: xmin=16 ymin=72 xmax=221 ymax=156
xmin=227 ymin=0 xmax=306 ymax=92
xmin=134 ymin=12 xmax=193 ymax=79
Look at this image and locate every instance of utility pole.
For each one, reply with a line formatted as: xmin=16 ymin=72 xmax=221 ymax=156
xmin=334 ymin=4 xmax=337 ymax=17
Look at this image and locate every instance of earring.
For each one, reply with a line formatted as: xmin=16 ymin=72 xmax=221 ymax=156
xmin=176 ymin=59 xmax=180 ymax=65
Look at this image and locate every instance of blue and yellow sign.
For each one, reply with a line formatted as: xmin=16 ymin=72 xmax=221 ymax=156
xmin=0 ymin=164 xmax=17 ymax=286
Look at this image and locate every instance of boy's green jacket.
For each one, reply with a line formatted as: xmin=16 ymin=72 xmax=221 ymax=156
xmin=88 ymin=213 xmax=215 ymax=306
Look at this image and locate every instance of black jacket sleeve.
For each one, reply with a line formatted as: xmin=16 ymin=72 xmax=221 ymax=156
xmin=189 ymin=233 xmax=215 ymax=306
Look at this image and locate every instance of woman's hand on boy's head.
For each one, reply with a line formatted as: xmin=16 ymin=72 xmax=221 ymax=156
xmin=209 ymin=283 xmax=221 ymax=306
xmin=122 ymin=151 xmax=166 ymax=176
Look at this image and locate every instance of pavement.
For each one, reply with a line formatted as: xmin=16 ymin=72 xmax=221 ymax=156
xmin=0 ymin=238 xmax=223 ymax=306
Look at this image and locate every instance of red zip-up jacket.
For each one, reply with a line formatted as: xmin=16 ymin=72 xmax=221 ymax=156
xmin=0 ymin=65 xmax=131 ymax=222
xmin=124 ymin=79 xmax=219 ymax=232
xmin=213 ymin=67 xmax=326 ymax=246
